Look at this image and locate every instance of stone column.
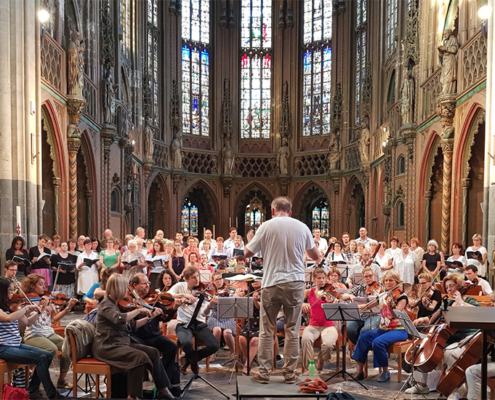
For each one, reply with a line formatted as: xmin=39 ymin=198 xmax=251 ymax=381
xmin=86 ymin=189 xmax=93 ymax=236
xmin=425 ymin=191 xmax=432 ymax=242
xmin=101 ymin=125 xmax=116 ymax=229
xmin=440 ymin=139 xmax=454 ymax=254
xmin=52 ymin=177 xmax=61 ymax=235
xmin=67 ymin=137 xmax=81 ymax=238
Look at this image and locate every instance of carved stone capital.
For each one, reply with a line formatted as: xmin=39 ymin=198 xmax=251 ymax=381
xmin=52 ymin=177 xmax=61 ymax=188
xmin=67 ymin=96 xmax=86 ymax=125
xmin=221 ymin=176 xmax=234 ymax=195
xmin=67 ymin=137 xmax=81 ymax=153
xmin=171 ymin=171 xmax=184 ymax=195
xmin=441 ymin=139 xmax=454 ymax=154
xmin=278 ymin=177 xmax=291 ymax=196
xmin=382 ymin=204 xmax=391 ymax=216
xmin=436 ymin=95 xmax=456 ymax=135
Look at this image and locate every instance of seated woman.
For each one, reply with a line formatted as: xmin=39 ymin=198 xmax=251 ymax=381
xmin=405 ymin=274 xmax=480 ymax=395
xmin=0 ymin=278 xmax=61 ymax=399
xmin=238 ymin=280 xmax=261 ymax=375
xmin=411 ymin=272 xmax=441 ymax=326
xmin=21 ymin=274 xmax=78 ymax=389
xmin=156 ymin=270 xmax=179 ymax=335
xmin=351 ymin=270 xmax=409 ymax=383
xmin=206 ymin=272 xmax=236 ymax=362
xmin=83 ymin=268 xmax=117 ymax=314
xmin=92 ymin=274 xmax=177 ymax=400
xmin=301 ymin=268 xmax=339 ymax=372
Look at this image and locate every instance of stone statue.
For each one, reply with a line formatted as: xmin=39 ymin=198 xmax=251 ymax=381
xmin=102 ymin=69 xmax=116 ymax=124
xmin=223 ymin=141 xmax=235 ymax=175
xmin=328 ymin=131 xmax=340 ymax=169
xmin=68 ymin=29 xmax=84 ymax=97
xmin=144 ymin=123 xmax=154 ymax=161
xmin=358 ymin=123 xmax=370 ymax=163
xmin=277 ymin=138 xmax=290 ymax=175
xmin=438 ymin=29 xmax=458 ymax=94
xmin=400 ymin=68 xmax=414 ymax=125
xmin=171 ymin=135 xmax=182 ymax=169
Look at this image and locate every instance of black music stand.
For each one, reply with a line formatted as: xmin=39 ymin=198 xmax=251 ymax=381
xmin=180 ymin=293 xmax=230 ymax=400
xmin=218 ymin=297 xmax=255 ymax=382
xmin=392 ymin=310 xmax=429 ymax=400
xmin=321 ymin=303 xmax=367 ymax=389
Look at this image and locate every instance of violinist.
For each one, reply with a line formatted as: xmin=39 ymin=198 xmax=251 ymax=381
xmin=207 ymin=272 xmax=237 ymax=362
xmin=129 ymin=273 xmax=180 ymax=398
xmin=167 ymin=266 xmax=220 ymax=375
xmin=21 ymin=274 xmax=78 ymax=389
xmin=92 ymin=274 xmax=174 ymax=400
xmin=0 ymin=277 xmax=62 ymax=399
xmin=405 ymin=274 xmax=480 ymax=395
xmin=327 ymin=267 xmax=347 ymax=289
xmin=301 ymin=268 xmax=339 ymax=373
xmin=4 ymin=261 xmax=18 ymax=281
xmin=351 ymin=270 xmax=408 ymax=383
xmin=410 ymin=272 xmax=441 ymax=326
xmin=346 ymin=248 xmax=381 ymax=288
xmin=465 ymin=265 xmax=492 ymax=295
xmin=83 ymin=267 xmax=117 ymax=312
xmin=342 ymin=267 xmax=382 ymax=345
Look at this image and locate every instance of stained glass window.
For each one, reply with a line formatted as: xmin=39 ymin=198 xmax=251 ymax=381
xmin=302 ymin=0 xmax=332 ymax=137
xmin=245 ymin=196 xmax=265 ymax=231
xmin=181 ymin=199 xmax=199 ymax=237
xmin=311 ymin=200 xmax=330 ymax=236
xmin=386 ymin=0 xmax=398 ymax=57
xmin=120 ymin=0 xmax=132 ymax=60
xmin=355 ymin=0 xmax=367 ymax=125
xmin=182 ymin=0 xmax=210 ymax=136
xmin=240 ymin=0 xmax=272 ymax=139
xmin=147 ymin=0 xmax=159 ymax=125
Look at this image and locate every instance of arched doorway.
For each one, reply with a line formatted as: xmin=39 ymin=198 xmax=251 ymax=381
xmin=236 ymin=189 xmax=272 ymax=238
xmin=294 ymin=184 xmax=329 ymax=236
xmin=41 ymin=123 xmax=57 ymax=236
xmin=147 ymin=175 xmax=167 ymax=238
xmin=427 ymin=146 xmax=443 ymax=243
xmin=76 ymin=150 xmax=89 ymax=237
xmin=346 ymin=181 xmax=365 ymax=238
xmin=182 ymin=184 xmax=217 ymax=240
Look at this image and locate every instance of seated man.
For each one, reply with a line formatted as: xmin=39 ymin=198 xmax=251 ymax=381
xmin=464 ymin=265 xmax=493 ymax=295
xmin=346 ymin=248 xmax=381 ymax=288
xmin=130 ymin=273 xmax=180 ymax=396
xmin=301 ymin=268 xmax=339 ymax=372
xmin=167 ymin=266 xmax=219 ymax=374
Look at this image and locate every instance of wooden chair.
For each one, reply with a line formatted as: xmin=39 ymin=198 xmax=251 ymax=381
xmin=0 ymin=360 xmax=30 ymax=399
xmin=471 ymin=295 xmax=492 ymax=307
xmin=67 ymin=330 xmax=112 ymax=398
xmin=301 ymin=335 xmax=343 ymax=374
xmin=364 ymin=339 xmax=412 ymax=382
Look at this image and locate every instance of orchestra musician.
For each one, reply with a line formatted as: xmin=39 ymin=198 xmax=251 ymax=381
xmin=346 ymin=248 xmax=381 ymax=288
xmin=21 ymin=274 xmax=78 ymax=389
xmin=0 ymin=277 xmax=62 ymax=399
xmin=351 ymin=270 xmax=409 ymax=383
xmin=410 ymin=272 xmax=441 ymax=326
xmin=405 ymin=274 xmax=480 ymax=395
xmin=464 ymin=265 xmax=493 ymax=295
xmin=301 ymin=268 xmax=339 ymax=372
xmin=4 ymin=261 xmax=18 ymax=281
xmin=342 ymin=267 xmax=382 ymax=345
xmin=129 ymin=273 xmax=180 ymax=398
xmin=92 ymin=274 xmax=177 ymax=400
xmin=167 ymin=266 xmax=219 ymax=375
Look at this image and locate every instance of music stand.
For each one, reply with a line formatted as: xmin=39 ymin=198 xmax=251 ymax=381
xmin=199 ymin=270 xmax=211 ymax=283
xmin=392 ymin=310 xmax=428 ymax=400
xmin=218 ymin=297 xmax=255 ymax=382
xmin=321 ymin=303 xmax=367 ymax=389
xmin=305 ymin=268 xmax=314 ymax=289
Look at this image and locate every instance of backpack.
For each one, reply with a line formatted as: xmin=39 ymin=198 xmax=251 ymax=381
xmin=326 ymin=391 xmax=356 ymax=400
xmin=2 ymin=384 xmax=29 ymax=400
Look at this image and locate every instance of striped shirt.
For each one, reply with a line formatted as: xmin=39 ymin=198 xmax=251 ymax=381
xmin=0 ymin=313 xmax=22 ymax=347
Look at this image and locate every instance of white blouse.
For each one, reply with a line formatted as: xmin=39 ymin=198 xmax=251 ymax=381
xmin=393 ymin=251 xmax=418 ymax=285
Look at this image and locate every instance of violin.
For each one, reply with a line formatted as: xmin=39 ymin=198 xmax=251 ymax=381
xmin=315 ymin=283 xmax=341 ymax=302
xmin=216 ymin=284 xmax=236 ymax=297
xmin=365 ymin=242 xmax=382 ymax=267
xmin=365 ymin=281 xmax=383 ymax=296
xmin=191 ymin=282 xmax=216 ymax=300
xmin=118 ymin=288 xmax=154 ymax=312
xmin=386 ymin=286 xmax=403 ymax=308
xmin=144 ymin=291 xmax=175 ymax=308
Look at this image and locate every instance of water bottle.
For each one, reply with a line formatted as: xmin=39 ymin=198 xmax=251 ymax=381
xmin=308 ymin=360 xmax=316 ymax=376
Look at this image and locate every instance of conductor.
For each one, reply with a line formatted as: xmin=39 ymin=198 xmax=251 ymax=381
xmin=245 ymin=196 xmax=321 ymax=384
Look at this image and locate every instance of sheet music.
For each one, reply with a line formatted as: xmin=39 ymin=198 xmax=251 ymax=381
xmin=394 ymin=310 xmax=427 ymax=339
xmin=353 ymin=296 xmax=381 ymax=314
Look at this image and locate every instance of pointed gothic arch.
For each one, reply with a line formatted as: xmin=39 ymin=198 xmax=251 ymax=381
xmin=293 ymin=182 xmax=331 ymax=235
xmin=182 ymin=180 xmax=219 ymax=240
xmin=343 ymin=176 xmax=365 ymax=238
xmin=147 ymin=173 xmax=169 ymax=238
xmin=77 ymin=130 xmax=98 ymax=237
xmin=235 ymin=184 xmax=273 ymax=238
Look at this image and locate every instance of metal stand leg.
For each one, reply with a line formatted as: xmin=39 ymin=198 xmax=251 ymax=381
xmin=180 ymin=374 xmax=230 ymax=400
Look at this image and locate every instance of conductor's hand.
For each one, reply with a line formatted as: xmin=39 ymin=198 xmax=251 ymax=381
xmin=301 ymin=303 xmax=311 ymax=314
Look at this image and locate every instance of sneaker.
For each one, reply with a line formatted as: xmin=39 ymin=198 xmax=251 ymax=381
xmin=353 ymin=372 xmax=365 ymax=381
xmin=405 ymin=384 xmax=429 ymax=394
xmin=284 ymin=374 xmax=299 ymax=384
xmin=252 ymin=372 xmax=270 ymax=384
xmin=377 ymin=372 xmax=390 ymax=382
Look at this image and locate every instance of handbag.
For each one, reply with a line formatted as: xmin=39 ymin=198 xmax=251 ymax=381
xmin=2 ymin=384 xmax=29 ymax=400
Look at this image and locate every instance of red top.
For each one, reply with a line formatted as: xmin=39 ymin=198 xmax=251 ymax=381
xmin=309 ymin=287 xmax=334 ymax=327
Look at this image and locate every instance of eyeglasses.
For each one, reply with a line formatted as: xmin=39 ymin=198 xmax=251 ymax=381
xmin=445 ymin=285 xmax=457 ymax=290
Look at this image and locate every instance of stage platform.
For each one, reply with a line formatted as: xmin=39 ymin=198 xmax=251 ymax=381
xmin=236 ymin=376 xmax=328 ymax=400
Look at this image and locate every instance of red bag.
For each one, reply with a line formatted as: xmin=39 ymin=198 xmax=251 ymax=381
xmin=2 ymin=384 xmax=29 ymax=400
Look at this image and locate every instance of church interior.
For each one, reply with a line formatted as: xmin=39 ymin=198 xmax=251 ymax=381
xmin=1 ymin=0 xmax=495 ymax=399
